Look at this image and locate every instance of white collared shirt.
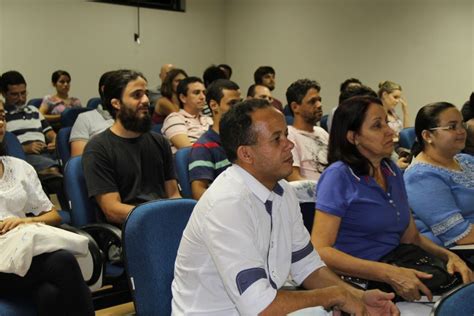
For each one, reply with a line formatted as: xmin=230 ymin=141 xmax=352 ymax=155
xmin=172 ymin=165 xmax=324 ymax=316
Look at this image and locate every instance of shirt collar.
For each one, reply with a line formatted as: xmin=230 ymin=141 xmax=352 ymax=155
xmin=232 ymin=164 xmax=284 ymax=204
xmin=346 ymin=159 xmax=397 ymax=182
xmin=5 ymin=103 xmax=28 ymax=114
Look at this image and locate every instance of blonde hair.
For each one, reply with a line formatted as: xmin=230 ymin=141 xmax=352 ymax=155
xmin=377 ymin=80 xmax=402 ymax=98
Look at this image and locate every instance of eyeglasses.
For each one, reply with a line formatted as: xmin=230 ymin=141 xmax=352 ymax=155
xmin=429 ymin=122 xmax=468 ymax=132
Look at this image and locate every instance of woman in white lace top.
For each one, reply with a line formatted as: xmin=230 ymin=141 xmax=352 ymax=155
xmin=0 ymin=102 xmax=93 ymax=315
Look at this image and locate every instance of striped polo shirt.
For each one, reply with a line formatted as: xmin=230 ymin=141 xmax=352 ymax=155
xmin=5 ymin=104 xmax=51 ymax=144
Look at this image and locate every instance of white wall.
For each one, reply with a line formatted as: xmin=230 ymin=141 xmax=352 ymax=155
xmin=225 ymin=0 xmax=474 ymax=125
xmin=0 ymin=0 xmax=225 ymax=103
xmin=1 ymin=0 xmax=473 ymax=126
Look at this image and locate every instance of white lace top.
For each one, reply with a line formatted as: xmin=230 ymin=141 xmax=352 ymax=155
xmin=0 ymin=156 xmax=53 ymax=220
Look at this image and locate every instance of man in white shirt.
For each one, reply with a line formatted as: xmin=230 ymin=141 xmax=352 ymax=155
xmin=286 ymin=79 xmax=329 ymax=182
xmin=171 ymin=99 xmax=399 ymax=315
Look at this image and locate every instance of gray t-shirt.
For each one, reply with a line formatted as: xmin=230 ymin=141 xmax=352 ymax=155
xmin=69 ymin=106 xmax=114 ymax=143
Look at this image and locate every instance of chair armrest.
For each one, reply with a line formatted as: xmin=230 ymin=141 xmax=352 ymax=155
xmin=60 ymin=224 xmax=104 ymax=286
xmin=81 ymin=223 xmax=123 ymax=264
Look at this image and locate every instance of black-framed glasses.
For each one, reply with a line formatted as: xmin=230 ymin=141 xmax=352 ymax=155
xmin=429 ymin=122 xmax=468 ymax=132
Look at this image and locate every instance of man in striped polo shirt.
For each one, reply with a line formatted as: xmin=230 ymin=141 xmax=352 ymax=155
xmin=188 ymin=79 xmax=241 ymax=200
xmin=0 ymin=71 xmax=59 ymax=176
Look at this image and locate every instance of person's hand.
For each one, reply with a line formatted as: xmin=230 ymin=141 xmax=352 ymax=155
xmin=332 ymin=287 xmax=369 ymax=316
xmin=396 ymin=157 xmax=409 ymax=170
xmin=46 ymin=141 xmax=56 ymax=151
xmin=0 ymin=217 xmax=32 ymax=234
xmin=22 ymin=141 xmax=46 ymax=154
xmin=386 ymin=266 xmax=433 ymax=301
xmin=446 ymin=253 xmax=473 ymax=284
xmin=400 ymin=97 xmax=408 ymax=113
xmin=362 ymin=290 xmax=399 ymax=316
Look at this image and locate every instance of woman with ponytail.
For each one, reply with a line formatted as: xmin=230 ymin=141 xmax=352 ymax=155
xmin=461 ymin=92 xmax=474 ymax=155
xmin=404 ymin=102 xmax=474 ymax=247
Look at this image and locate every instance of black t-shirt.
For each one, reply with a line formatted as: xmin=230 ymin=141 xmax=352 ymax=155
xmin=82 ymin=129 xmax=176 ymax=216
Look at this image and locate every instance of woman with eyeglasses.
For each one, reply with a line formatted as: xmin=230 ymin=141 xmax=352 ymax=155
xmin=404 ymin=102 xmax=474 ymax=247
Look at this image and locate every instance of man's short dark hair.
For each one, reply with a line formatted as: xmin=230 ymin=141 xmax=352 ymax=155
xmin=206 ymin=79 xmax=239 ymax=106
xmin=176 ymin=77 xmax=203 ymax=108
xmin=0 ymin=71 xmax=26 ymax=94
xmin=338 ymin=84 xmax=377 ymax=105
xmin=203 ymin=65 xmax=227 ymax=88
xmin=220 ymin=99 xmax=272 ymax=163
xmin=102 ymin=69 xmax=146 ymax=119
xmin=253 ymin=66 xmax=275 ymax=84
xmin=285 ymin=79 xmax=321 ymax=115
xmin=339 ymin=78 xmax=362 ymax=93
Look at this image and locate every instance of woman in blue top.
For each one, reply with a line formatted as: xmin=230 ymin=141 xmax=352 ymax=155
xmin=404 ymin=102 xmax=474 ymax=246
xmin=311 ymin=96 xmax=472 ymax=302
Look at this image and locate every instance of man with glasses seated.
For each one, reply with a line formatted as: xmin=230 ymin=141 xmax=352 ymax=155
xmin=0 ymin=71 xmax=59 ymax=177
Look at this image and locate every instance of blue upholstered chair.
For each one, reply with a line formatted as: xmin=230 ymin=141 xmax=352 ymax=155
xmin=123 ymin=199 xmax=196 ymax=315
xmin=285 ymin=115 xmax=294 ymax=126
xmin=0 ymin=295 xmax=36 ymax=316
xmin=86 ymin=97 xmax=101 ymax=109
xmin=27 ymin=98 xmax=43 ymax=108
xmin=56 ymin=127 xmax=72 ymax=168
xmin=175 ymin=147 xmax=193 ymax=198
xmin=320 ymin=114 xmax=328 ymax=132
xmin=431 ymin=282 xmax=474 ymax=315
xmin=64 ymin=156 xmax=97 ymax=227
xmin=4 ymin=131 xmax=26 ymax=160
xmin=63 ymin=156 xmax=132 ymax=308
xmin=60 ymin=107 xmax=92 ymax=128
xmin=399 ymin=127 xmax=416 ymax=150
xmin=151 ymin=123 xmax=163 ymax=135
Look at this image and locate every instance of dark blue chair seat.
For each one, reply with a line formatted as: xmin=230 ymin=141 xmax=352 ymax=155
xmin=123 ymin=199 xmax=196 ymax=315
xmin=175 ymin=147 xmax=193 ymax=198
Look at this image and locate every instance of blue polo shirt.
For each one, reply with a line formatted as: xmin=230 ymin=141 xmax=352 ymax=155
xmin=188 ymin=128 xmax=231 ymax=184
xmin=316 ymin=160 xmax=410 ymax=261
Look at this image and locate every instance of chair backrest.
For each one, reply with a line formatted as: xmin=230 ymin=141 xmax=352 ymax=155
xmin=86 ymin=97 xmax=101 ymax=109
xmin=0 ymin=295 xmax=36 ymax=316
xmin=151 ymin=123 xmax=163 ymax=135
xmin=431 ymin=282 xmax=474 ymax=315
xmin=123 ymin=199 xmax=196 ymax=316
xmin=64 ymin=156 xmax=96 ymax=227
xmin=175 ymin=147 xmax=193 ymax=198
xmin=399 ymin=127 xmax=416 ymax=150
xmin=60 ymin=107 xmax=92 ymax=128
xmin=4 ymin=131 xmax=26 ymax=160
xmin=56 ymin=127 xmax=72 ymax=167
xmin=27 ymin=98 xmax=43 ymax=108
xmin=320 ymin=114 xmax=329 ymax=132
xmin=285 ymin=115 xmax=294 ymax=126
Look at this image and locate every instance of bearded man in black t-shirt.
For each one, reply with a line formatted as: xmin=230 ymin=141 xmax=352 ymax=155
xmin=83 ymin=69 xmax=181 ymax=225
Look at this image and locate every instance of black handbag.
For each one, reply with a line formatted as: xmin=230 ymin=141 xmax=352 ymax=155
xmin=367 ymin=244 xmax=462 ymax=301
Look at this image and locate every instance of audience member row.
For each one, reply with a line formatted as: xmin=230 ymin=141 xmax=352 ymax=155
xmin=1 ymin=65 xmax=473 ymax=314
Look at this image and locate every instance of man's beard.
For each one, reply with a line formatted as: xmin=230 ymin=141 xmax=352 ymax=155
xmin=118 ymin=104 xmax=152 ymax=134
